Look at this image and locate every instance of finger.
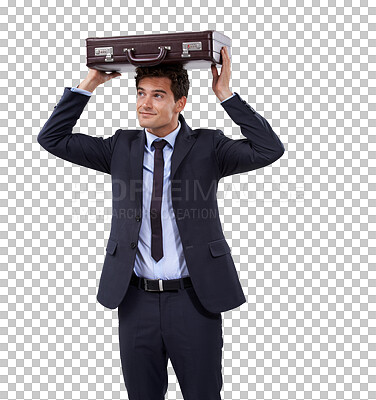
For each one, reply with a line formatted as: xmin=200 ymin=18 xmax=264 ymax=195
xmin=223 ymin=47 xmax=230 ymax=60
xmin=221 ymin=49 xmax=229 ymax=66
xmin=222 ymin=49 xmax=231 ymax=70
xmin=224 ymin=47 xmax=231 ymax=60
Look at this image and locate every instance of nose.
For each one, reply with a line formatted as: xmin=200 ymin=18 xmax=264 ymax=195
xmin=140 ymin=96 xmax=153 ymax=109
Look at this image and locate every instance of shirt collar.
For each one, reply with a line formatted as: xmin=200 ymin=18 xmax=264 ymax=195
xmin=145 ymin=119 xmax=181 ymax=151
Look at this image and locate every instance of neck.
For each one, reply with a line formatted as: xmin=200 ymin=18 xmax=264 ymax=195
xmin=147 ymin=120 xmax=179 ymax=138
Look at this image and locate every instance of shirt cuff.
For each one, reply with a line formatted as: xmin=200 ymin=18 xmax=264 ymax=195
xmin=220 ymin=93 xmax=235 ymax=103
xmin=70 ymin=85 xmax=93 ymax=96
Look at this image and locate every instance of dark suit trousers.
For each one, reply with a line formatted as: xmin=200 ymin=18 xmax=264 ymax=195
xmin=117 ymin=273 xmax=223 ymax=400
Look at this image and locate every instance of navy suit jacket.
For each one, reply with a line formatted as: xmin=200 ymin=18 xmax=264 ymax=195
xmin=38 ymin=88 xmax=285 ymax=313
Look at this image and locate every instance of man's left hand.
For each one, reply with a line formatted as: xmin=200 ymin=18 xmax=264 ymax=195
xmin=211 ymin=46 xmax=233 ymax=102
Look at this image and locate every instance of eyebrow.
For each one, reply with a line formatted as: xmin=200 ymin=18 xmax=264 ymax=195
xmin=137 ymin=87 xmax=167 ymax=94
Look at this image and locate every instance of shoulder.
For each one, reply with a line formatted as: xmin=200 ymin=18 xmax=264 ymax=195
xmin=116 ymin=129 xmax=144 ymax=141
xmin=191 ymin=128 xmax=221 ymax=136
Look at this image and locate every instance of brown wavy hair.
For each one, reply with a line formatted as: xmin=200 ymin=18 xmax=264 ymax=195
xmin=134 ymin=63 xmax=190 ymax=103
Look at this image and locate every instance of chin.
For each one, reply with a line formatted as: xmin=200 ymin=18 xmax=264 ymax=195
xmin=139 ymin=121 xmax=152 ymax=128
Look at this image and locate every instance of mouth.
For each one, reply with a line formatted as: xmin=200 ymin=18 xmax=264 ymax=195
xmin=140 ymin=112 xmax=155 ymax=116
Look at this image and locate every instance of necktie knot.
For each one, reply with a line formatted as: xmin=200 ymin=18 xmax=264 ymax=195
xmin=153 ymin=139 xmax=168 ymax=150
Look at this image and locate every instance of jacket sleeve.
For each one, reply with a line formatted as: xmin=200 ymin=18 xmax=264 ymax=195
xmin=37 ymin=87 xmax=120 ymax=175
xmin=213 ymin=92 xmax=285 ymax=178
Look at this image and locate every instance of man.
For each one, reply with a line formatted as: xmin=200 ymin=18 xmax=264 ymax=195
xmin=38 ymin=46 xmax=285 ymax=400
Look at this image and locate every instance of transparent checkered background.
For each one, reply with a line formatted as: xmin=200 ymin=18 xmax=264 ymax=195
xmin=2 ymin=1 xmax=374 ymax=399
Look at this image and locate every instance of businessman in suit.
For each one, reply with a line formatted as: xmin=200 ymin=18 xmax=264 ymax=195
xmin=38 ymin=46 xmax=285 ymax=400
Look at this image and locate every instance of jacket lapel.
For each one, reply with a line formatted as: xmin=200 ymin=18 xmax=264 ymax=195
xmin=130 ymin=129 xmax=145 ymax=209
xmin=171 ymin=113 xmax=197 ymax=180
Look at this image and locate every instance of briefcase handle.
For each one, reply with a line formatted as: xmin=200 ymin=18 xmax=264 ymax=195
xmin=123 ymin=46 xmax=171 ymax=66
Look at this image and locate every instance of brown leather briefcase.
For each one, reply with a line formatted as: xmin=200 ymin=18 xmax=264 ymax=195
xmin=86 ymin=30 xmax=231 ymax=73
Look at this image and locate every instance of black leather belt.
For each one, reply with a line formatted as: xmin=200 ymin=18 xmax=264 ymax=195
xmin=130 ymin=271 xmax=192 ymax=292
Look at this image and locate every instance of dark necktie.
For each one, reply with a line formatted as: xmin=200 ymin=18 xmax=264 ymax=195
xmin=150 ymin=139 xmax=168 ymax=262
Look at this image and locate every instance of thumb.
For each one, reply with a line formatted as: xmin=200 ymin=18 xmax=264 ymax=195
xmin=110 ymin=72 xmax=121 ymax=79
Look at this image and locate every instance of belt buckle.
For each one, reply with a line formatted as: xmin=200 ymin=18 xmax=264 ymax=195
xmin=144 ymin=278 xmax=164 ymax=292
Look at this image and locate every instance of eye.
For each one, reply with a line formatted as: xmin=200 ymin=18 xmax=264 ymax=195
xmin=137 ymin=92 xmax=162 ymax=98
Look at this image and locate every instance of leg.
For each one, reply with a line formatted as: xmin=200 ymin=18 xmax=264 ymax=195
xmin=160 ymin=285 xmax=223 ymax=400
xmin=118 ymin=284 xmax=169 ymax=400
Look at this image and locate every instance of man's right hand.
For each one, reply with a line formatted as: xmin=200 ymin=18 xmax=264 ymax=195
xmin=77 ymin=68 xmax=122 ymax=93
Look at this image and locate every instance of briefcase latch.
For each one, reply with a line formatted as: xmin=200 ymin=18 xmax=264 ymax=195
xmin=95 ymin=47 xmax=114 ymax=62
xmin=181 ymin=42 xmax=202 ymax=58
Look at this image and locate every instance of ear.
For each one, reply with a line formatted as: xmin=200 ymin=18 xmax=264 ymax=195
xmin=176 ymin=96 xmax=187 ymax=113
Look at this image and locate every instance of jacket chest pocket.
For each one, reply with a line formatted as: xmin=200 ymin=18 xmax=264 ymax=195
xmin=208 ymin=238 xmax=231 ymax=257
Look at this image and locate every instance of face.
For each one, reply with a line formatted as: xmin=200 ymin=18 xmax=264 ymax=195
xmin=136 ymin=77 xmax=186 ymax=137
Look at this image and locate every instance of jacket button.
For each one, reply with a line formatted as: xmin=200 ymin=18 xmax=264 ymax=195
xmin=131 ymin=242 xmax=137 ymax=249
xmin=135 ymin=216 xmax=141 ymax=221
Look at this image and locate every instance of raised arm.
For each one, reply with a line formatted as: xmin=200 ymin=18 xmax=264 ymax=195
xmin=211 ymin=46 xmax=285 ymax=178
xmin=37 ymin=69 xmax=122 ymax=174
